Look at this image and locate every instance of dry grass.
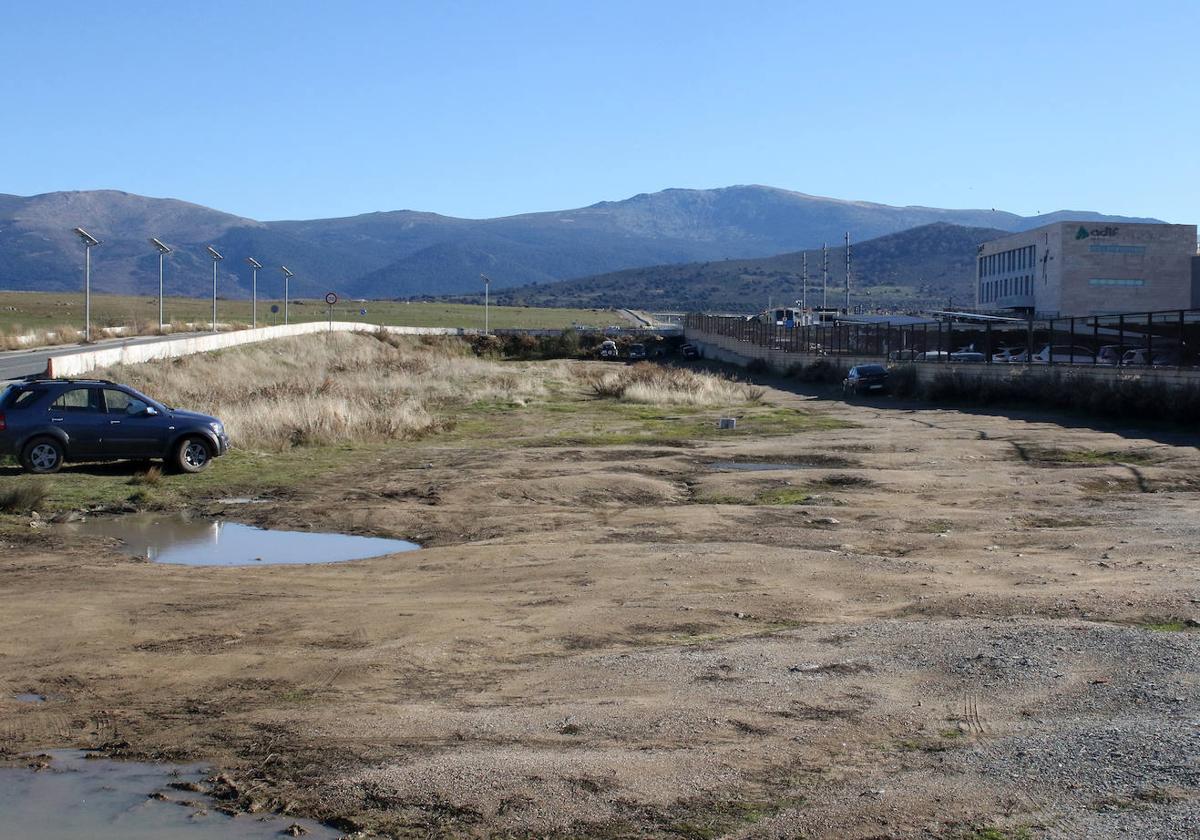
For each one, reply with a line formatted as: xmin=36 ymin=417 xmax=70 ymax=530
xmin=96 ymin=332 xmax=563 ymax=451
xmin=0 ymin=324 xmax=83 ymax=350
xmin=0 ymin=480 xmax=50 ymax=513
xmin=581 ymin=363 xmax=765 ymax=407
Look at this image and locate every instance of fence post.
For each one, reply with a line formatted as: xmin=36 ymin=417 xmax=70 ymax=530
xmin=1118 ymin=315 xmax=1124 ymax=365
xmin=1146 ymin=312 xmax=1153 ymax=365
xmin=985 ymin=322 xmax=992 ymax=364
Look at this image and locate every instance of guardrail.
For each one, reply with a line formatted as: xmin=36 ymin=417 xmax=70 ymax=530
xmin=684 ymin=309 xmax=1200 ymax=369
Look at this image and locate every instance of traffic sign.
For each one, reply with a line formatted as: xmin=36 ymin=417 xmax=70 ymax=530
xmin=325 ymin=292 xmax=338 ymax=305
xmin=270 ymin=304 xmax=280 ymax=314
xmin=359 ymin=308 xmax=367 ymax=316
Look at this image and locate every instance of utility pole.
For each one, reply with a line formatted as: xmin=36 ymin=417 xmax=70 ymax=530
xmin=801 ymin=251 xmax=808 ymax=311
xmin=821 ymin=243 xmax=829 ymax=311
xmin=844 ymin=232 xmax=852 ymax=314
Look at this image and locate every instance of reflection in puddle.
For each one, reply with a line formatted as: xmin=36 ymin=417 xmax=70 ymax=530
xmin=62 ymin=513 xmax=419 ymax=566
xmin=0 ymin=750 xmax=339 ymax=839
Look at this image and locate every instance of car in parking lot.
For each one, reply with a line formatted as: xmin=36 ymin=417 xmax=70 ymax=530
xmin=991 ymin=346 xmax=1025 ymax=363
xmin=680 ymin=343 xmax=699 ymax=360
xmin=1030 ymin=344 xmax=1095 ymax=364
xmin=598 ymin=339 xmax=619 ymax=360
xmin=626 ymin=343 xmax=647 ymax=362
xmin=842 ymin=364 xmax=889 ymax=396
xmin=0 ymin=378 xmax=230 ymax=474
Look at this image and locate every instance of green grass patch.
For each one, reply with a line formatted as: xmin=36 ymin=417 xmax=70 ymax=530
xmin=755 ymin=487 xmax=813 ymax=506
xmin=1014 ymin=444 xmax=1159 ymax=467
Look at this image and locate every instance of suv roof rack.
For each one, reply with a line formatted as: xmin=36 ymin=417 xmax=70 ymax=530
xmin=18 ymin=376 xmax=117 ymax=385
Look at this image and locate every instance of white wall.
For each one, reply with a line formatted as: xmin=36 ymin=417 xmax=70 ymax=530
xmin=47 ymin=322 xmax=465 ymax=377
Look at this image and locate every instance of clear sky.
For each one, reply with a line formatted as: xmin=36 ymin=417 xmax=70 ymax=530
xmin=2 ymin=0 xmax=1196 ymax=223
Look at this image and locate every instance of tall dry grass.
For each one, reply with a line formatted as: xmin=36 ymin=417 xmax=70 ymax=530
xmin=96 ymin=332 xmax=560 ymax=450
xmin=580 ymin=362 xmax=764 ymax=406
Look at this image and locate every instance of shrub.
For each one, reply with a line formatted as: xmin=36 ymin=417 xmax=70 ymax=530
xmin=0 ymin=480 xmax=49 ymax=513
xmin=580 ymin=363 xmax=762 ymax=406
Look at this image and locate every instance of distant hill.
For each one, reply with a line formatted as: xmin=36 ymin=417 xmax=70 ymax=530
xmin=0 ymin=186 xmax=1160 ymax=299
xmin=484 ymin=223 xmax=1010 ymax=312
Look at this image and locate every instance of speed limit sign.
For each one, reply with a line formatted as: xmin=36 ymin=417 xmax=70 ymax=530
xmin=325 ymin=292 xmax=338 ymax=305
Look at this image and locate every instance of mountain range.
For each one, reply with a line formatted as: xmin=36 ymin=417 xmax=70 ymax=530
xmin=0 ymin=186 xmax=1158 ymax=304
xmin=484 ymin=222 xmax=1008 ymax=313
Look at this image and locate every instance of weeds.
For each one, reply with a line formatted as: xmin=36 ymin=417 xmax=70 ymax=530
xmin=581 ymin=363 xmax=764 ymax=407
xmin=0 ymin=480 xmax=49 ymax=513
xmin=128 ymin=466 xmax=163 ymax=486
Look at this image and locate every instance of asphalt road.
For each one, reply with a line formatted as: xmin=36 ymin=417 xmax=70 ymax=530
xmin=0 ymin=332 xmax=209 ymax=383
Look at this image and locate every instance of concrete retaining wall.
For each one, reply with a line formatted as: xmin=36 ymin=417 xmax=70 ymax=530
xmin=686 ymin=328 xmax=1200 ymax=388
xmin=47 ymin=322 xmax=463 ymax=377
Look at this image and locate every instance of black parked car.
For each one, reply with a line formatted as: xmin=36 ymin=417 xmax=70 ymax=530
xmin=627 ymin=343 xmax=647 ymax=362
xmin=842 ymin=364 xmax=890 ymax=397
xmin=0 ymin=378 xmax=230 ymax=474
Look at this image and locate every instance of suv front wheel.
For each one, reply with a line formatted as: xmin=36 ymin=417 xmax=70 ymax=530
xmin=172 ymin=436 xmax=213 ymax=474
xmin=21 ymin=436 xmax=65 ymax=474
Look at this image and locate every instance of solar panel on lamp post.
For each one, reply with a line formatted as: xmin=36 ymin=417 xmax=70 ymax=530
xmin=281 ymin=266 xmax=294 ymax=325
xmin=206 ymin=246 xmax=224 ymax=333
xmin=150 ymin=238 xmax=172 ymax=332
xmin=73 ymin=228 xmax=101 ymax=342
xmin=246 ymin=257 xmax=263 ymax=328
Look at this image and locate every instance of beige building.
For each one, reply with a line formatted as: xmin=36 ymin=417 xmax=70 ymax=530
xmin=975 ymin=221 xmax=1198 ymax=317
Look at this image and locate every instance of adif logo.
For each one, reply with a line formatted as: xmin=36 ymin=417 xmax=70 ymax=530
xmin=1076 ymin=225 xmax=1119 ymax=240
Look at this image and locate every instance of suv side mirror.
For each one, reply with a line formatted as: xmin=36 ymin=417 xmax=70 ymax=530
xmin=143 ymin=406 xmax=159 ymax=417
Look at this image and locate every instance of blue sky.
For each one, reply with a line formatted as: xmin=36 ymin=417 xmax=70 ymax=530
xmin=2 ymin=1 xmax=1196 ymax=223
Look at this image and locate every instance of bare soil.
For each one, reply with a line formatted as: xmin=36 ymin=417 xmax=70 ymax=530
xmin=1 ymin=379 xmax=1198 ymax=839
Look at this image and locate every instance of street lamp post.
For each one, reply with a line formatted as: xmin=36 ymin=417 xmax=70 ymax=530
xmin=150 ymin=238 xmax=172 ymax=332
xmin=280 ymin=266 xmax=294 ymax=325
xmin=480 ymin=273 xmax=491 ymax=335
xmin=73 ymin=228 xmax=101 ymax=342
xmin=206 ymin=246 xmax=224 ymax=332
xmin=246 ymin=257 xmax=263 ymax=327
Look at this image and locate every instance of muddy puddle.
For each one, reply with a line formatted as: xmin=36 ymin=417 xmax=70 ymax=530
xmin=14 ymin=693 xmax=47 ymax=703
xmin=0 ymin=750 xmax=339 ymax=839
xmin=62 ymin=513 xmax=419 ymax=566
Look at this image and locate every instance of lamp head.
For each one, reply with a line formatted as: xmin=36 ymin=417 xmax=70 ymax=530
xmin=73 ymin=227 xmax=100 ymax=247
xmin=281 ymin=265 xmax=294 ymax=278
xmin=246 ymin=257 xmax=263 ymax=269
xmin=149 ymin=237 xmax=172 ymax=254
xmin=206 ymin=246 xmax=224 ymax=261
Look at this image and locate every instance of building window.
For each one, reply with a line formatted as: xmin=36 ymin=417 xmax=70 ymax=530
xmin=1088 ymin=278 xmax=1146 ymax=287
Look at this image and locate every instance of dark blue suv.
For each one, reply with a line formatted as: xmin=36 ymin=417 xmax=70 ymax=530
xmin=0 ymin=379 xmax=229 ymax=474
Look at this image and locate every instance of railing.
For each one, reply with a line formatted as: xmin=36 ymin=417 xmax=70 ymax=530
xmin=684 ymin=309 xmax=1200 ymax=369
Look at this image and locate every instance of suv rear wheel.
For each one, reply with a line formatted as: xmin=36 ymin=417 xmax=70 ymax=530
xmin=21 ymin=436 xmax=65 ymax=474
xmin=172 ymin=436 xmax=212 ymax=473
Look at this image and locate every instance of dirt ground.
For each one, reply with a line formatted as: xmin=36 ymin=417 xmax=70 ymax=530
xmin=1 ymin=376 xmax=1198 ymax=839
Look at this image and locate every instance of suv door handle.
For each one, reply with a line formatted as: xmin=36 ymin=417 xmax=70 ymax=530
xmin=110 ymin=420 xmax=121 ymax=425
xmin=51 ymin=417 xmax=64 ymax=422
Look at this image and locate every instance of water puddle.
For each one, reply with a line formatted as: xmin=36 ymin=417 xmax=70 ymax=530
xmin=14 ymin=693 xmax=46 ymax=703
xmin=0 ymin=750 xmax=340 ymax=839
xmin=62 ymin=513 xmax=419 ymax=566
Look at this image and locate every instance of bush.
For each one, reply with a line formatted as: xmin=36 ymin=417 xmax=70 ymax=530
xmin=0 ymin=480 xmax=49 ymax=514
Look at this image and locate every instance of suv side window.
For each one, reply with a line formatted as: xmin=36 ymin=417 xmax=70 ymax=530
xmin=50 ymin=387 xmax=97 ymax=412
xmin=103 ymin=389 xmax=148 ymax=415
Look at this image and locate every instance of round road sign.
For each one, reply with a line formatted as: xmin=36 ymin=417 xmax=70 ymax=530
xmin=359 ymin=308 xmax=367 ymax=316
xmin=270 ymin=304 xmax=279 ymax=314
xmin=325 ymin=292 xmax=338 ymax=305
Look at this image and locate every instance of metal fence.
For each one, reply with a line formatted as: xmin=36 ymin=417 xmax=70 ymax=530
xmin=684 ymin=309 xmax=1200 ymax=369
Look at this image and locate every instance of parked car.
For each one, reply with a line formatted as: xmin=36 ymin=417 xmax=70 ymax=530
xmin=0 ymin=378 xmax=230 ymax=474
xmin=842 ymin=364 xmax=889 ymax=396
xmin=626 ymin=343 xmax=647 ymax=362
xmin=888 ymin=349 xmax=919 ymax=361
xmin=598 ymin=339 xmax=619 ymax=360
xmin=949 ymin=350 xmax=986 ymax=363
xmin=1120 ymin=348 xmax=1180 ymax=367
xmin=1096 ymin=344 xmax=1137 ymax=366
xmin=991 ymin=346 xmax=1025 ymax=363
xmin=1030 ymin=344 xmax=1095 ymax=364
xmin=680 ymin=343 xmax=699 ymax=360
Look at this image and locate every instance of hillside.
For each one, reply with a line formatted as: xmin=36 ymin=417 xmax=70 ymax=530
xmin=0 ymin=186 xmax=1158 ymax=299
xmin=485 ymin=223 xmax=1009 ymax=312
